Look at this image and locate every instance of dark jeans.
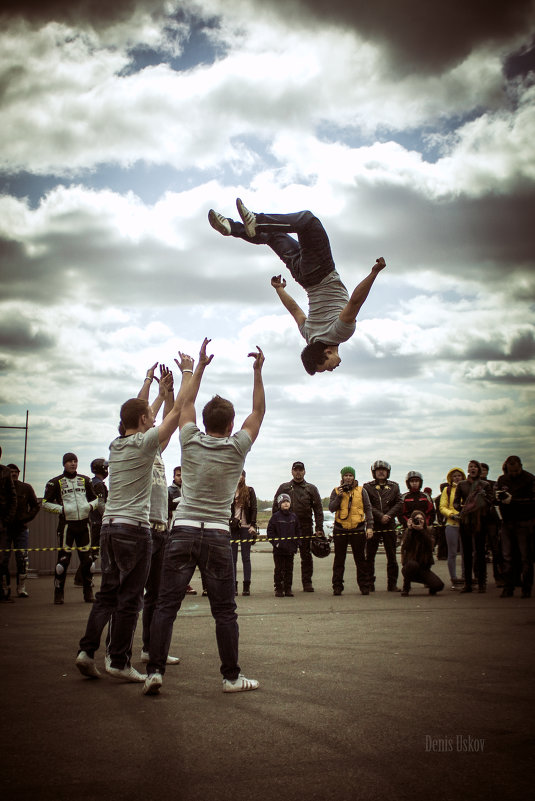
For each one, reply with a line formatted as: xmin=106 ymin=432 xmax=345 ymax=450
xmin=273 ymin=552 xmax=294 ymax=591
xmin=501 ymin=520 xmax=533 ymax=593
xmin=1 ymin=527 xmax=29 ymax=590
xmin=366 ymin=530 xmax=399 ymax=588
xmin=486 ymin=519 xmax=505 ymax=582
xmin=231 ymin=526 xmax=252 ymax=583
xmin=460 ymin=523 xmax=487 ymax=587
xmin=332 ymin=530 xmax=370 ymax=591
xmin=55 ymin=520 xmax=93 ymax=592
xmin=148 ymin=526 xmax=240 ymax=680
xmin=298 ymin=529 xmax=314 ymax=587
xmin=230 ymin=210 xmax=335 ymax=289
xmin=142 ymin=528 xmax=168 ymax=652
xmin=402 ymin=560 xmax=445 ymax=593
xmin=79 ymin=524 xmax=152 ymax=669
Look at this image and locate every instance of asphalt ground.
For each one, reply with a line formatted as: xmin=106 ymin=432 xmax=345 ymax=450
xmin=1 ymin=545 xmax=534 ymax=801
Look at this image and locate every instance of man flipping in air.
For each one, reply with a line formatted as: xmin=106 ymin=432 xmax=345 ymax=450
xmin=208 ymin=199 xmax=385 ymax=375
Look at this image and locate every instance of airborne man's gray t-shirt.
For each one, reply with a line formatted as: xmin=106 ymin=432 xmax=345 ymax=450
xmin=103 ymin=427 xmax=161 ymax=527
xmin=298 ymin=270 xmax=356 ymax=345
xmin=176 ymin=423 xmax=252 ymax=528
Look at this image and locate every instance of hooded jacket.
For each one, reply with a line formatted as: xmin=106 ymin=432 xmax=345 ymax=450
xmin=439 ymin=468 xmax=466 ymax=527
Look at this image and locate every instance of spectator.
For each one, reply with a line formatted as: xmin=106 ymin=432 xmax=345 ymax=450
xmin=400 ymin=511 xmax=445 ymax=597
xmin=329 ymin=466 xmax=373 ymax=596
xmin=453 ymin=460 xmax=493 ymax=593
xmin=267 ymin=493 xmax=301 ymax=597
xmin=74 ymin=457 xmax=108 ymax=587
xmin=272 ymin=461 xmax=324 ymax=592
xmin=480 ymin=462 xmax=505 ymax=588
xmin=439 ymin=468 xmax=466 ymax=589
xmin=364 ymin=460 xmax=403 ymax=591
xmin=230 ymin=470 xmax=258 ymax=596
xmin=400 ymin=472 xmax=435 ymax=528
xmin=433 ymin=484 xmax=448 ymax=560
xmin=2 ymin=464 xmax=40 ymax=598
xmin=167 ymin=465 xmax=196 ymax=595
xmin=0 ymin=447 xmax=17 ymax=603
xmin=43 ymin=453 xmax=99 ymax=605
xmin=144 ymin=342 xmax=265 ymax=696
xmin=495 ymin=455 xmax=535 ymax=599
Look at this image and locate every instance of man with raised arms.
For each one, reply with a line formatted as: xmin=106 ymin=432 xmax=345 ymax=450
xmin=144 ymin=339 xmax=266 ymax=696
xmin=208 ymin=199 xmax=385 ymax=375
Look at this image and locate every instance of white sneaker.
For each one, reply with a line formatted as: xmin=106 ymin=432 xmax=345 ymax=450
xmin=141 ymin=650 xmax=180 ymax=665
xmin=106 ymin=664 xmax=147 ymax=682
xmin=208 ymin=209 xmax=231 ymax=236
xmin=76 ymin=651 xmax=101 ymax=679
xmin=143 ymin=672 xmax=163 ymax=695
xmin=222 ymin=673 xmax=259 ymax=693
xmin=236 ymin=198 xmax=256 ymax=237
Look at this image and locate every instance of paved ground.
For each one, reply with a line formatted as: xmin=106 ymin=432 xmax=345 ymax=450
xmin=2 ymin=547 xmax=534 ymax=801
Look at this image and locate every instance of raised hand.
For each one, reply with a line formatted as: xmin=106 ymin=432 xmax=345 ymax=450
xmin=145 ymin=362 xmax=159 ymax=381
xmin=198 ymin=337 xmax=214 ymax=368
xmin=247 ymin=345 xmax=265 ymax=371
xmin=158 ymin=364 xmax=174 ymax=395
xmin=271 ymin=274 xmax=287 ymax=290
xmin=174 ymin=352 xmax=194 ymax=373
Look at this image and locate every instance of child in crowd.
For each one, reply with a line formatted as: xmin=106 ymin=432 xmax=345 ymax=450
xmin=267 ymin=493 xmax=301 ymax=597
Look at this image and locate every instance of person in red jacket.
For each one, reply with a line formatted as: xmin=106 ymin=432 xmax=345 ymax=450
xmin=400 ymin=471 xmax=435 ymax=528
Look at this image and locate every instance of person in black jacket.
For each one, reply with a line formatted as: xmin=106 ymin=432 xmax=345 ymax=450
xmin=495 ymin=455 xmax=535 ymax=599
xmin=267 ymin=494 xmax=301 ymax=597
xmin=3 ymin=464 xmax=40 ymax=598
xmin=363 ymin=460 xmax=403 ymax=591
xmin=400 ymin=511 xmax=445 ymax=596
xmin=453 ymin=460 xmax=493 ymax=594
xmin=272 ymin=461 xmax=324 ymax=592
xmin=230 ymin=470 xmax=258 ymax=596
xmin=0 ymin=446 xmax=17 ymax=603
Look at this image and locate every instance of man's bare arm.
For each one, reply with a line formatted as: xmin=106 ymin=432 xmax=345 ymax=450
xmin=271 ymin=276 xmax=306 ymax=328
xmin=178 ymin=338 xmax=214 ymax=430
xmin=339 ymin=258 xmax=386 ymax=324
xmin=137 ymin=362 xmax=158 ymax=403
xmin=156 ymin=352 xmax=195 ymax=444
xmin=241 ymin=346 xmax=266 ymax=444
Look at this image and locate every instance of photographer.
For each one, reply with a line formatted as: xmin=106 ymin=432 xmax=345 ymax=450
xmin=400 ymin=511 xmax=445 ymax=597
xmin=495 ymin=456 xmax=535 ymax=599
xmin=329 ymin=467 xmax=373 ymax=596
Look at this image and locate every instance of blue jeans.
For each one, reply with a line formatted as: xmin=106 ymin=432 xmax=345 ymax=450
xmin=148 ymin=525 xmax=240 ymax=680
xmin=79 ymin=524 xmax=152 ymax=668
xmin=230 ymin=210 xmax=335 ymax=289
xmin=231 ymin=526 xmax=252 ymax=583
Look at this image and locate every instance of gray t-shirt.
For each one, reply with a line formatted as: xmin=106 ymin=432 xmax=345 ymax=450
xmin=176 ymin=422 xmax=252 ymax=528
xmin=298 ymin=270 xmax=356 ymax=345
xmin=149 ymin=452 xmax=168 ymax=525
xmin=103 ymin=427 xmax=161 ymax=527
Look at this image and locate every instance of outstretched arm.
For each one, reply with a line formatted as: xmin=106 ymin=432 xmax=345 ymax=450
xmin=178 ymin=338 xmax=214 ymax=430
xmin=241 ymin=346 xmax=266 ymax=444
xmin=271 ymin=276 xmax=306 ymax=328
xmin=339 ymin=258 xmax=386 ymax=324
xmin=137 ymin=362 xmax=158 ymax=402
xmin=156 ymin=351 xmax=195 ymax=444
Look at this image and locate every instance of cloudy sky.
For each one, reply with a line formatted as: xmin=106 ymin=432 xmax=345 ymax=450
xmin=1 ymin=0 xmax=534 ymax=502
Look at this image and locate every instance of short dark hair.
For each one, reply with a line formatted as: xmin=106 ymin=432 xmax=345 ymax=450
xmin=120 ymin=398 xmax=149 ymax=433
xmin=480 ymin=462 xmax=489 ymax=471
xmin=504 ymin=455 xmax=522 ymax=472
xmin=202 ymin=395 xmax=235 ymax=434
xmin=173 ymin=466 xmax=181 ymax=473
xmin=300 ymin=341 xmax=329 ymax=375
xmin=7 ymin=463 xmax=19 ymax=472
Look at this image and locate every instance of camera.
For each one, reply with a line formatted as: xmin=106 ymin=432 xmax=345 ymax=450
xmin=496 ymin=490 xmax=508 ymax=501
xmin=342 ymin=484 xmax=353 ymax=492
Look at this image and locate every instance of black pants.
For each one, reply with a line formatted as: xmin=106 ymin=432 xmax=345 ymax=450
xmin=402 ymin=560 xmax=445 ymax=593
xmin=273 ymin=552 xmax=294 ymax=591
xmin=459 ymin=523 xmax=487 ymax=588
xmin=332 ymin=530 xmax=369 ymax=591
xmin=55 ymin=520 xmax=92 ymax=592
xmin=365 ymin=530 xmax=399 ymax=588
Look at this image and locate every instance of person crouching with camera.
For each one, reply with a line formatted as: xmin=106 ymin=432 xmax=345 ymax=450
xmin=400 ymin=511 xmax=445 ymax=597
xmin=329 ymin=467 xmax=374 ymax=596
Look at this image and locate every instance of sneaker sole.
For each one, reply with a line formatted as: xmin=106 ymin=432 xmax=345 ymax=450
xmin=208 ymin=210 xmax=230 ymax=236
xmin=76 ymin=662 xmax=101 ymax=679
xmin=143 ymin=679 xmax=162 ymax=695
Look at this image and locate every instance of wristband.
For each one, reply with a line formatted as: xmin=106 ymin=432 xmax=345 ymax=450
xmin=144 ymin=377 xmax=152 ymax=382
xmin=182 ymin=369 xmax=193 ymax=374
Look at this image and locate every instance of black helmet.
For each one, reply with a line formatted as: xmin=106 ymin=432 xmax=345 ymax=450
xmin=90 ymin=458 xmax=109 ymax=476
xmin=371 ymin=460 xmax=391 ymax=478
xmin=405 ymin=470 xmax=423 ymax=489
xmin=310 ymin=535 xmax=331 ymax=558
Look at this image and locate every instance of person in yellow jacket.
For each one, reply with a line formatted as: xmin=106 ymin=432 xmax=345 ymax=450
xmin=439 ymin=467 xmax=466 ymax=588
xmin=329 ymin=467 xmax=374 ymax=595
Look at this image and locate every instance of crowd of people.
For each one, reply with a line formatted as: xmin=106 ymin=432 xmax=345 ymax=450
xmin=1 ymin=202 xmax=534 ymax=699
